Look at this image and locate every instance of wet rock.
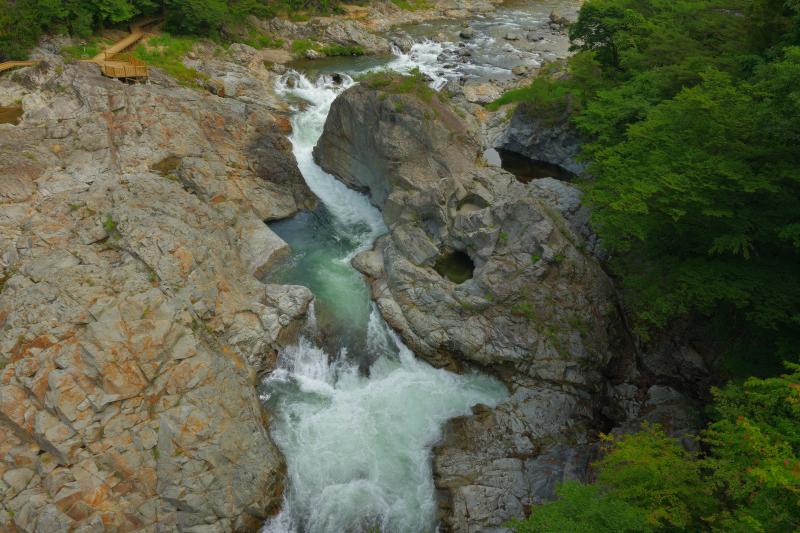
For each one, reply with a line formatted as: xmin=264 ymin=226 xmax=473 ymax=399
xmin=315 ymin=79 xmax=625 ymax=531
xmin=494 ymin=102 xmax=587 ymax=176
xmin=270 ymin=62 xmax=287 ymax=75
xmin=238 ymin=214 xmax=290 ymax=278
xmin=0 ymin=56 xmax=312 ymax=531
xmin=320 ymin=19 xmax=391 ymax=54
xmin=550 ymin=10 xmax=572 ymax=28
xmin=504 ymin=32 xmax=521 ymax=41
xmin=459 ymin=27 xmax=475 ymax=40
xmin=305 ymin=48 xmax=323 ymax=60
xmin=391 ymin=35 xmax=415 ymax=53
xmin=463 ymin=82 xmax=502 ymax=104
xmin=526 ymin=32 xmax=544 ymax=42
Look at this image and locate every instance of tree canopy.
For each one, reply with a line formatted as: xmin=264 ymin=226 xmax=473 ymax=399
xmin=503 ymin=0 xmax=800 ymax=529
xmin=510 ymin=365 xmax=800 ymax=532
xmin=499 ymin=0 xmax=800 ymax=372
xmin=0 ymin=0 xmax=277 ymax=59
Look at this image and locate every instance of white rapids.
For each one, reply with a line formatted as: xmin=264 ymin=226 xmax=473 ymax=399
xmin=261 ymin=55 xmax=507 ymax=533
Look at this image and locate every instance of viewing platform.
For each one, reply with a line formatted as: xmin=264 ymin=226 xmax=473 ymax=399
xmin=89 ymin=17 xmax=161 ymax=79
xmin=0 ymin=61 xmax=39 ymax=74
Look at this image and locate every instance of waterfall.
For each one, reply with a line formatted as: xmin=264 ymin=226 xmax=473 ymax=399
xmin=261 ymin=70 xmax=507 ymax=533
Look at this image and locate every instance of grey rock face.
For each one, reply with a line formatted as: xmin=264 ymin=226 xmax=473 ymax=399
xmin=320 ymin=19 xmax=392 ymax=54
xmin=495 ymin=102 xmax=587 ymax=176
xmin=528 ymin=177 xmax=603 ymax=258
xmin=0 ymin=57 xmax=313 ymax=531
xmin=315 ymin=82 xmax=624 ymax=531
xmin=316 ymin=80 xmax=710 ymax=532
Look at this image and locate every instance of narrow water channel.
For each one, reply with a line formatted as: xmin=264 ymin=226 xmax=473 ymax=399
xmin=258 ymin=2 xmax=581 ymax=526
xmin=259 ymin=72 xmax=507 ymax=533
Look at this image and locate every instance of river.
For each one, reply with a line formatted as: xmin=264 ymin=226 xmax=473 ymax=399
xmin=258 ymin=3 xmax=577 ymax=530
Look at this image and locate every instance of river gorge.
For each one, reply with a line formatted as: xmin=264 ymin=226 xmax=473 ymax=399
xmin=260 ymin=71 xmax=507 ymax=532
xmin=0 ymin=1 xmax=710 ymax=531
xmin=259 ymin=5 xmax=577 ymax=527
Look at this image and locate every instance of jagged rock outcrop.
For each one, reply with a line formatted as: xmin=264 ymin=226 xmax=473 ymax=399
xmin=492 ymin=102 xmax=586 ymax=176
xmin=0 ymin=56 xmax=313 ymax=531
xmin=315 ymin=79 xmax=625 ymax=531
xmin=257 ymin=17 xmax=391 ymax=55
xmin=315 ymin=77 xmax=708 ymax=532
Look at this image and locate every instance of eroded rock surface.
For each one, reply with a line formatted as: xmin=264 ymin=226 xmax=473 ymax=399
xmin=315 ymin=79 xmax=706 ymax=532
xmin=0 ymin=56 xmax=313 ymax=531
xmin=492 ymin=102 xmax=586 ymax=176
xmin=315 ymin=80 xmax=622 ymax=531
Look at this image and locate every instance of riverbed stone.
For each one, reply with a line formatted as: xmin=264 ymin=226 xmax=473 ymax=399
xmin=315 ymin=79 xmax=626 ymax=531
xmin=463 ymin=82 xmax=502 ymax=104
xmin=493 ymin=101 xmax=587 ymax=175
xmin=0 ymin=55 xmax=312 ymax=531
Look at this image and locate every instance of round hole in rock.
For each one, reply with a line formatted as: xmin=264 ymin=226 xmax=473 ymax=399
xmin=0 ymin=106 xmax=23 ymax=125
xmin=434 ymin=250 xmax=474 ymax=284
xmin=484 ymin=147 xmax=574 ymax=183
xmin=457 ymin=193 xmax=489 ymax=213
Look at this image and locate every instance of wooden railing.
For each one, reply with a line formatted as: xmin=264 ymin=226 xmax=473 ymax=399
xmin=90 ymin=17 xmax=161 ymax=79
xmin=0 ymin=61 xmax=38 ymax=74
xmin=98 ymin=53 xmax=148 ymax=78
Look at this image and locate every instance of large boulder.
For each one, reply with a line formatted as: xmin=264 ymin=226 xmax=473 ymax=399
xmin=319 ymin=19 xmax=392 ymax=54
xmin=494 ymin=102 xmax=587 ymax=176
xmin=0 ymin=56 xmax=312 ymax=531
xmin=315 ymin=76 xmax=626 ymax=531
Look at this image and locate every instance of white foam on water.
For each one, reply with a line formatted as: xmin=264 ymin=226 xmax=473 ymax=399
xmin=275 ymin=71 xmax=386 ymax=257
xmin=262 ymin=309 xmax=506 ymax=533
xmin=388 ymin=40 xmax=453 ymax=89
xmin=263 ymin=55 xmax=507 ymax=533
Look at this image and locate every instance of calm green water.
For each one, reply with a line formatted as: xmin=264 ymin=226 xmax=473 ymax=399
xmin=269 ymin=207 xmax=374 ymax=360
xmin=260 ymin=50 xmax=507 ymax=533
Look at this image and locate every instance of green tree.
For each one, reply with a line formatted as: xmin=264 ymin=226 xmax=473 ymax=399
xmin=509 ymin=365 xmax=800 ymax=532
xmin=507 ymin=481 xmax=653 ymax=533
xmin=498 ymin=0 xmax=800 ymax=370
xmin=584 ymin=50 xmax=800 ymax=365
xmin=164 ymin=0 xmax=229 ymax=34
xmin=703 ymin=364 xmax=800 ymax=531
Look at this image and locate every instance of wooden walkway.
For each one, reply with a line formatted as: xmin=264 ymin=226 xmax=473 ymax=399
xmin=0 ymin=18 xmax=159 ymax=79
xmin=0 ymin=61 xmax=39 ymax=74
xmin=90 ymin=18 xmax=161 ymax=79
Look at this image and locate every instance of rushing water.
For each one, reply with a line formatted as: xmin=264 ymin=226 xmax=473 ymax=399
xmin=260 ymin=71 xmax=507 ymax=532
xmin=258 ymin=1 xmax=579 ymax=525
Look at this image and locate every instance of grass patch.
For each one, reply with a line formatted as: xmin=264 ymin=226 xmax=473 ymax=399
xmin=291 ymin=38 xmax=316 ymax=56
xmin=486 ymin=75 xmax=572 ymax=114
xmin=239 ymin=27 xmax=284 ymax=49
xmin=320 ymin=44 xmax=364 ymax=56
xmin=61 ymin=38 xmax=111 ymax=61
xmin=291 ymin=39 xmax=364 ymax=58
xmin=511 ymin=300 xmax=535 ymax=320
xmin=391 ymin=0 xmax=431 ymax=11
xmin=133 ymin=34 xmax=208 ymax=88
xmin=103 ymin=215 xmax=120 ymax=240
xmin=360 ymin=68 xmax=436 ymax=102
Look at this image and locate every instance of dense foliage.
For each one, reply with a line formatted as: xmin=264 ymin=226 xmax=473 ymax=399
xmin=500 ymin=1 xmax=800 ymax=529
xmin=0 ymin=0 xmax=336 ymax=59
xmin=510 ymin=364 xmax=800 ymax=532
xmin=494 ymin=0 xmax=800 ymax=372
